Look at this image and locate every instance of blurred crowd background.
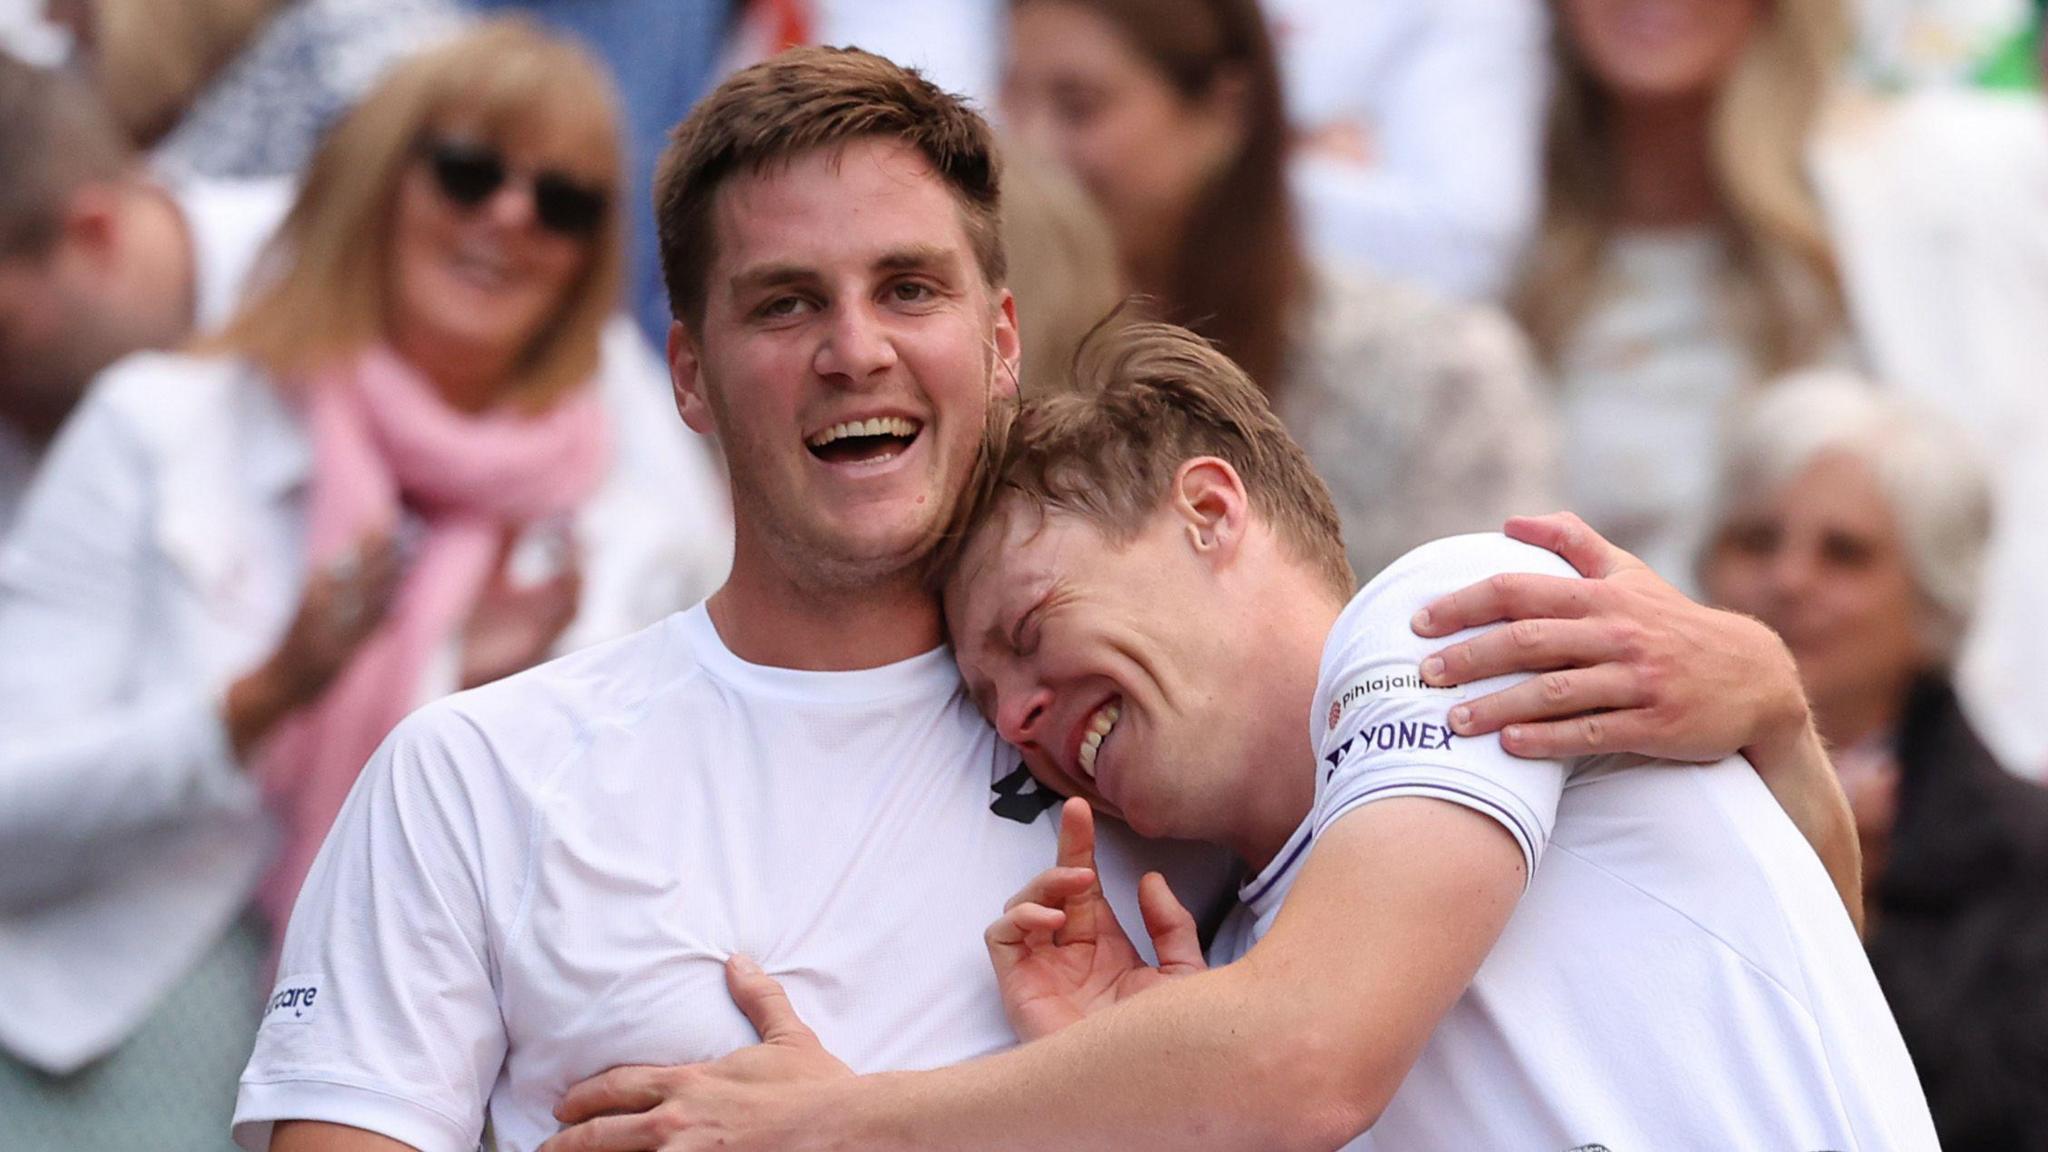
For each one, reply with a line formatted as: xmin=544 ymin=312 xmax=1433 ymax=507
xmin=1 ymin=0 xmax=2045 ymax=1149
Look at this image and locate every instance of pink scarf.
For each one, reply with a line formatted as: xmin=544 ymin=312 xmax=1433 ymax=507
xmin=255 ymin=347 xmax=608 ymax=938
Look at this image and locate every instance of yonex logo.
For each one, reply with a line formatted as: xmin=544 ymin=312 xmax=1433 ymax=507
xmin=1323 ymin=721 xmax=1454 ymax=774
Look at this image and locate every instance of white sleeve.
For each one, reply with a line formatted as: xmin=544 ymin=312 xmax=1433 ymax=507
xmin=0 ymin=380 xmax=253 ymax=908
xmin=233 ymin=705 xmax=521 ymax=1152
xmin=1313 ymin=535 xmax=1576 ymax=881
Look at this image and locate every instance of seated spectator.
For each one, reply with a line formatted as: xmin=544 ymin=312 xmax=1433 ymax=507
xmin=0 ymin=20 xmax=724 ymax=1146
xmin=1002 ymin=0 xmax=1553 ymax=583
xmin=1811 ymin=69 xmax=2048 ymax=776
xmin=1701 ymin=371 xmax=2048 ymax=1149
xmin=1263 ymin=0 xmax=1550 ymax=300
xmin=1513 ymin=0 xmax=1851 ymax=591
xmin=0 ymin=48 xmax=289 ymax=534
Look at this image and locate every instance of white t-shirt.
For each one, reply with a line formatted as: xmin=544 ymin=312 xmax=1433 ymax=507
xmin=233 ymin=604 xmax=1229 ymax=1152
xmin=1213 ymin=534 xmax=1938 ymax=1151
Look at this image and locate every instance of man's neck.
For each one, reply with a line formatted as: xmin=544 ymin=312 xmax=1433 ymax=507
xmin=1229 ymin=579 xmax=1348 ymax=873
xmin=708 ymin=543 xmax=944 ymax=672
xmin=126 ymin=181 xmax=199 ymax=336
xmin=1613 ymin=93 xmax=1720 ymax=230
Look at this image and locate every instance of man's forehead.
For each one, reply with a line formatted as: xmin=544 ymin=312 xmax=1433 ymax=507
xmin=709 ymin=138 xmax=977 ymax=271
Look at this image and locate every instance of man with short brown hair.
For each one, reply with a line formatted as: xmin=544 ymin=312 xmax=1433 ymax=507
xmin=236 ymin=46 xmax=1231 ymax=1152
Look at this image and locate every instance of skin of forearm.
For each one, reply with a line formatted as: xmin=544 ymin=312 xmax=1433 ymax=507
xmin=1745 ymin=716 xmax=1865 ymax=936
xmin=829 ymin=957 xmax=1378 ymax=1152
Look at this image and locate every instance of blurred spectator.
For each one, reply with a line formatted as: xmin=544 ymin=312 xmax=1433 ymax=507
xmin=1702 ymin=372 xmax=2048 ymax=1150
xmin=1003 ymin=0 xmax=1554 ymax=583
xmin=477 ymin=0 xmax=732 ymax=345
xmin=0 ymin=51 xmax=286 ymax=535
xmin=85 ymin=0 xmax=281 ymax=149
xmin=1263 ymin=0 xmax=1550 ymax=300
xmin=1812 ymin=77 xmax=2048 ymax=775
xmin=134 ymin=0 xmax=466 ymax=181
xmin=997 ymin=143 xmax=1129 ymax=397
xmin=0 ymin=21 xmax=727 ymax=1146
xmin=1514 ymin=0 xmax=1852 ymax=592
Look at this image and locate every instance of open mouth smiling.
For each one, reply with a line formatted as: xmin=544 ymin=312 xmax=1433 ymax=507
xmin=805 ymin=416 xmax=924 ymax=467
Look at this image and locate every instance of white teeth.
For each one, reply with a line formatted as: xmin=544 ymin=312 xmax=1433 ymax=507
xmin=806 ymin=417 xmax=922 ymax=448
xmin=1077 ymin=702 xmax=1121 ymax=779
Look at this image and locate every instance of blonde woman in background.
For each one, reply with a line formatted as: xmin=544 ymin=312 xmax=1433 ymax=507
xmin=1513 ymin=0 xmax=1851 ymax=591
xmin=0 ymin=21 xmax=726 ymax=1149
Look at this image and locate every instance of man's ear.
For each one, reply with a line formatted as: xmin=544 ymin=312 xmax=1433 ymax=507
xmin=990 ymin=288 xmax=1022 ymax=399
xmin=60 ymin=183 xmax=124 ymax=273
xmin=667 ymin=319 xmax=717 ymax=437
xmin=1173 ymin=457 xmax=1249 ymax=562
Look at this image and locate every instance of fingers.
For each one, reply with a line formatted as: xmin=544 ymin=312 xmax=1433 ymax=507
xmin=1137 ymin=872 xmax=1206 ymax=975
xmin=1424 ymin=616 xmax=1619 ymax=690
xmin=1412 ymin=571 xmax=1599 ymax=641
xmin=1496 ymin=709 xmax=1660 ymax=760
xmin=985 ymin=901 xmax=1068 ymax=956
xmin=725 ymin=955 xmax=815 ymax=1045
xmin=1054 ymin=796 xmax=1098 ymax=872
xmin=1002 ymin=866 xmax=1097 ymax=912
xmin=1501 ymin=512 xmax=1642 ymax=579
xmin=538 ymin=1109 xmax=668 ymax=1152
xmin=1446 ymin=663 xmax=1645 ymax=738
xmin=553 ymin=1064 xmax=668 ymax=1125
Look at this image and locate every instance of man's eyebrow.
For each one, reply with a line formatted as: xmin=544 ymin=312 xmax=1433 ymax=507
xmin=727 ymin=263 xmax=816 ymax=296
xmin=874 ymin=244 xmax=957 ymax=274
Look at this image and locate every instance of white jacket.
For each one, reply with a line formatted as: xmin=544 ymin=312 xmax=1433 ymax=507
xmin=0 ymin=343 xmax=730 ymax=1074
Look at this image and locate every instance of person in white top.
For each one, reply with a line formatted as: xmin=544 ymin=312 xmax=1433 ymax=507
xmin=0 ymin=22 xmax=728 ymax=1148
xmin=1513 ymin=0 xmax=1853 ymax=593
xmin=1262 ymin=0 xmax=1549 ymax=301
xmin=579 ymin=321 xmax=1932 ymax=1152
xmin=239 ymin=46 xmax=1840 ymax=1152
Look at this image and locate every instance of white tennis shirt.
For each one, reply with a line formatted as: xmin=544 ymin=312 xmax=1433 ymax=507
xmin=233 ymin=604 xmax=1229 ymax=1152
xmin=1214 ymin=534 xmax=1939 ymax=1151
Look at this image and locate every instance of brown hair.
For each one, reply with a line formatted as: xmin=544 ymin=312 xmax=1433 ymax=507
xmin=208 ymin=18 xmax=623 ymax=407
xmin=1513 ymin=0 xmax=1849 ymax=376
xmin=655 ymin=45 xmax=1006 ymax=332
xmin=940 ymin=317 xmax=1352 ymax=597
xmin=0 ymin=50 xmax=134 ymax=259
xmin=1016 ymin=0 xmax=1306 ymax=396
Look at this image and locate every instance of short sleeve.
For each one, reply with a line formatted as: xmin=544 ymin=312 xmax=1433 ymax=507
xmin=1313 ymin=534 xmax=1576 ymax=883
xmin=233 ymin=705 xmax=524 ymax=1152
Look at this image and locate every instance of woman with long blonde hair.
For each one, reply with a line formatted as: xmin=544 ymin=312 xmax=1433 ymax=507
xmin=1513 ymin=0 xmax=1851 ymax=589
xmin=0 ymin=20 xmax=726 ymax=1145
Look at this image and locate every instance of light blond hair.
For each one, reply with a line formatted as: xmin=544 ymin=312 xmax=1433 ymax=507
xmin=1515 ymin=0 xmax=1851 ymax=375
xmin=210 ymin=18 xmax=623 ymax=407
xmin=938 ymin=318 xmax=1353 ymax=598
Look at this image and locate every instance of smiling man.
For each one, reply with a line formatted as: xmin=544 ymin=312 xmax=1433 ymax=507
xmin=558 ymin=321 xmax=1937 ymax=1152
xmin=235 ymin=47 xmax=1867 ymax=1152
xmin=229 ymin=48 xmax=1229 ymax=1152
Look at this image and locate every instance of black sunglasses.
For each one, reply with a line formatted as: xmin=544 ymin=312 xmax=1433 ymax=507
xmin=421 ymin=138 xmax=609 ymax=238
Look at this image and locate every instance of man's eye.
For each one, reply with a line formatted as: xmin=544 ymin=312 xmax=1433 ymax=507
xmin=889 ymin=280 xmax=936 ymax=304
xmin=757 ymin=295 xmax=810 ymax=319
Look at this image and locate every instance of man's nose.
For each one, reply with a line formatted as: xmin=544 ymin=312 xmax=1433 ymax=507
xmin=813 ymin=299 xmax=898 ymax=385
xmin=996 ymin=683 xmax=1054 ymax=749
